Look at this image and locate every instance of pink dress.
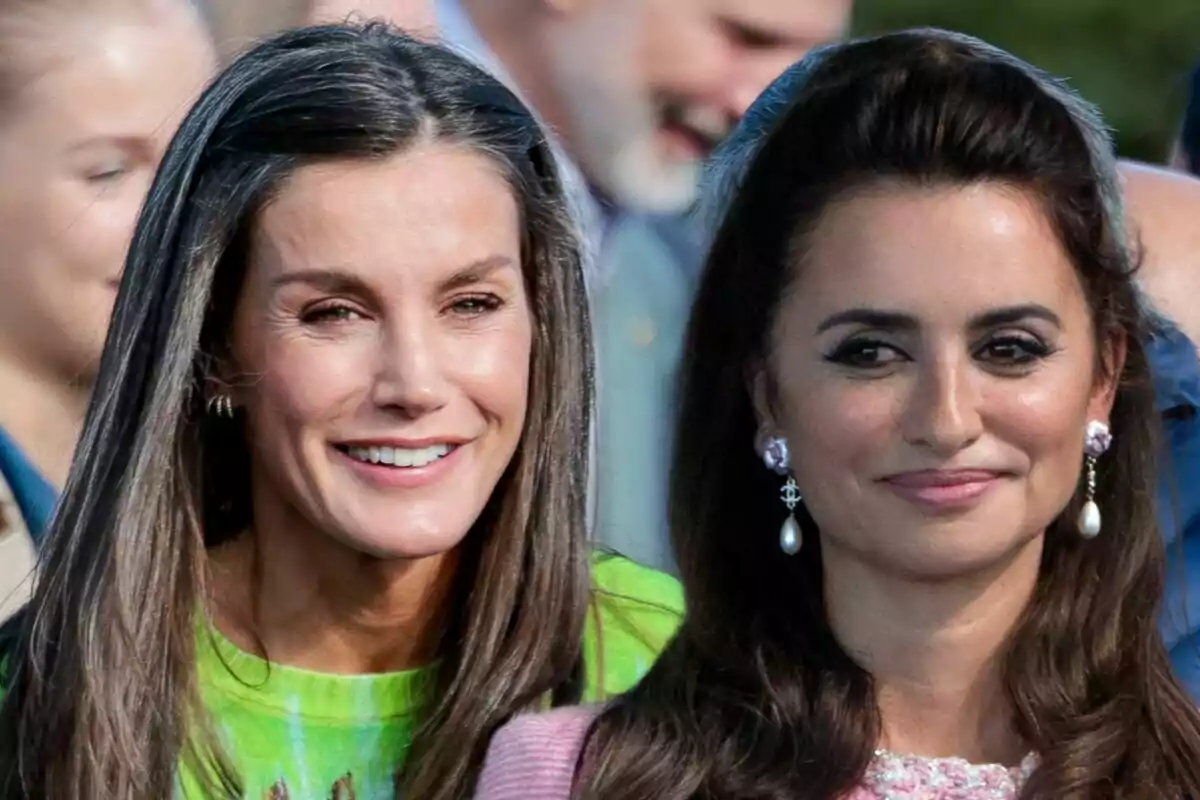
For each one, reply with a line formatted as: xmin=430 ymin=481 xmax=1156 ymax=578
xmin=476 ymin=706 xmax=1038 ymax=800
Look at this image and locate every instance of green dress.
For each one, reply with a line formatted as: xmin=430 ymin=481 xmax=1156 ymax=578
xmin=185 ymin=554 xmax=681 ymax=798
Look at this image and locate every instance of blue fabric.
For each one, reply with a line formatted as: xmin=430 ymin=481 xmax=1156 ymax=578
xmin=593 ymin=214 xmax=703 ymax=572
xmin=0 ymin=426 xmax=55 ymax=543
xmin=1148 ymin=321 xmax=1200 ymax=698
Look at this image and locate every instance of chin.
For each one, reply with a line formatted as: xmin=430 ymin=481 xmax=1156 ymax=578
xmin=873 ymin=532 xmax=1042 ymax=583
xmin=593 ymin=141 xmax=701 ymax=214
xmin=330 ymin=521 xmax=471 ymax=562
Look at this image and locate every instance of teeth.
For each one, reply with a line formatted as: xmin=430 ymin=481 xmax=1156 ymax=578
xmin=346 ymin=443 xmax=452 ymax=468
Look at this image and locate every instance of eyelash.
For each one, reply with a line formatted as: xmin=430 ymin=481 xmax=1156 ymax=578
xmin=299 ymin=294 xmax=504 ymax=325
xmin=86 ymin=165 xmax=130 ymax=184
xmin=301 ymin=304 xmax=362 ymax=324
xmin=824 ymin=334 xmax=1055 ymax=371
xmin=449 ymin=294 xmax=504 ymax=316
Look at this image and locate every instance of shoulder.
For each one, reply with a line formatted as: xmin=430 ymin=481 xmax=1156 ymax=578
xmin=590 ymin=553 xmax=683 ymax=609
xmin=476 ymin=706 xmax=600 ymax=800
xmin=584 ymin=554 xmax=683 ymax=698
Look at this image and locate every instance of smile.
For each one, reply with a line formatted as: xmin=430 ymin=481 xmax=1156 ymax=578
xmin=879 ymin=469 xmax=1006 ymax=510
xmin=340 ymin=443 xmax=454 ymax=468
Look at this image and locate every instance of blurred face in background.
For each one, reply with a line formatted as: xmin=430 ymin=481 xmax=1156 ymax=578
xmin=0 ymin=4 xmax=215 ymax=383
xmin=545 ymin=0 xmax=852 ymax=213
xmin=207 ymin=0 xmax=437 ymax=62
xmin=308 ymin=0 xmax=435 ymax=31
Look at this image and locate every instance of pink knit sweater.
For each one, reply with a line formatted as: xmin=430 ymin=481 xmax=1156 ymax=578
xmin=475 ymin=706 xmax=1038 ymax=799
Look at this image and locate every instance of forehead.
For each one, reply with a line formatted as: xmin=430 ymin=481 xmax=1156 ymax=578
xmin=708 ymin=0 xmax=852 ymax=43
xmin=9 ymin=14 xmax=213 ymax=139
xmin=254 ymin=143 xmax=522 ymax=279
xmin=787 ymin=182 xmax=1087 ymax=322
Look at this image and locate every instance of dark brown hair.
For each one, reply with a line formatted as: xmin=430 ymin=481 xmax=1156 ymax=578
xmin=0 ymin=22 xmax=592 ymax=800
xmin=580 ymin=29 xmax=1200 ymax=800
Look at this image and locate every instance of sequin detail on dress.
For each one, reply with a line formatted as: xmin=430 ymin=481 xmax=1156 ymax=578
xmin=845 ymin=750 xmax=1039 ymax=800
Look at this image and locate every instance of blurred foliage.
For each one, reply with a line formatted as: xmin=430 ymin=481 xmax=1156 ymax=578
xmin=852 ymin=0 xmax=1200 ymax=162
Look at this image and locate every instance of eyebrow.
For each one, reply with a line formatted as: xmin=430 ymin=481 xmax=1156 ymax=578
xmin=66 ymin=135 xmax=155 ymax=157
xmin=269 ymin=255 xmax=517 ymax=294
xmin=439 ymin=255 xmax=517 ymax=292
xmin=814 ymin=304 xmax=1064 ymax=334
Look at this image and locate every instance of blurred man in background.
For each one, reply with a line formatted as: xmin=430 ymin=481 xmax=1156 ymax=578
xmin=448 ymin=0 xmax=851 ymax=216
xmin=1120 ymin=161 xmax=1200 ymax=699
xmin=443 ymin=0 xmax=853 ymax=568
xmin=207 ymin=0 xmax=435 ymax=60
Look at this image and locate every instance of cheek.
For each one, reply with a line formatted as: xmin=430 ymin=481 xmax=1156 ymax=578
xmin=984 ymin=381 xmax=1090 ymax=478
xmin=240 ymin=334 xmax=375 ymax=446
xmin=781 ymin=373 xmax=897 ymax=476
xmin=70 ymin=183 xmax=147 ymax=270
xmin=13 ymin=179 xmax=144 ymax=281
xmin=449 ymin=318 xmax=533 ymax=431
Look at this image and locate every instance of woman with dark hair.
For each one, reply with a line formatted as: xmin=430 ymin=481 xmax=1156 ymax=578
xmin=0 ymin=22 xmax=680 ymax=800
xmin=478 ymin=28 xmax=1200 ymax=800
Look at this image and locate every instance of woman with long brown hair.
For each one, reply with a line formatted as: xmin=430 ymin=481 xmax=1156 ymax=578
xmin=0 ymin=21 xmax=680 ymax=800
xmin=478 ymin=28 xmax=1200 ymax=799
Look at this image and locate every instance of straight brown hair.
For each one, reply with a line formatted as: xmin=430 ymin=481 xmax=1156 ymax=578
xmin=0 ymin=22 xmax=593 ymax=800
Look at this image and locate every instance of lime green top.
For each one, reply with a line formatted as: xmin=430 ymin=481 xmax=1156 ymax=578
xmin=185 ymin=554 xmax=681 ymax=798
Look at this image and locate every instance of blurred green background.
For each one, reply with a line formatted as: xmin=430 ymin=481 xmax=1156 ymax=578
xmin=853 ymin=0 xmax=1199 ymax=162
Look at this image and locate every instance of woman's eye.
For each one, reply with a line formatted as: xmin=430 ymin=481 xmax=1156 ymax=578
xmin=824 ymin=339 xmax=905 ymax=369
xmin=302 ymin=304 xmax=363 ymax=324
xmin=85 ymin=165 xmax=130 ymax=184
xmin=977 ymin=335 xmax=1051 ymax=366
xmin=449 ymin=294 xmax=503 ymax=316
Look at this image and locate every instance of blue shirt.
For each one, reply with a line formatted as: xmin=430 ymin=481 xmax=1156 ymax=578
xmin=0 ymin=426 xmax=55 ymax=543
xmin=1150 ymin=321 xmax=1200 ymax=696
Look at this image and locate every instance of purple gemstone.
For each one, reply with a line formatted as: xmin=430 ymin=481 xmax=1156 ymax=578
xmin=1084 ymin=420 xmax=1112 ymax=458
xmin=762 ymin=437 xmax=790 ymax=475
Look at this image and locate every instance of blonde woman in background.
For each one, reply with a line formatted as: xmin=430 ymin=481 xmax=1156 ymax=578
xmin=0 ymin=0 xmax=215 ymax=620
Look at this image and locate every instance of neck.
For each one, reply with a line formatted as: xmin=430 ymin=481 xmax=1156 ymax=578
xmin=0 ymin=354 xmax=90 ymax=487
xmin=822 ymin=536 xmax=1043 ymax=765
xmin=207 ymin=501 xmax=461 ymax=675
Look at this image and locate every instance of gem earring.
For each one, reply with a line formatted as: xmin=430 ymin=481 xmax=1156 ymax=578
xmin=761 ymin=436 xmax=802 ymax=555
xmin=1078 ymin=420 xmax=1112 ymax=539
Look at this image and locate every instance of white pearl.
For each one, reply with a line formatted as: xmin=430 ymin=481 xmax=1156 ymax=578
xmin=1077 ymin=500 xmax=1101 ymax=539
xmin=780 ymin=514 xmax=802 ymax=555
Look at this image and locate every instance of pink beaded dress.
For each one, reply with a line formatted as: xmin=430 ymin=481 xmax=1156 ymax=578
xmin=475 ymin=706 xmax=1039 ymax=799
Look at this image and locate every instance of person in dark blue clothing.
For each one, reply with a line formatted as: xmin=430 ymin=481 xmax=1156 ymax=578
xmin=1122 ymin=161 xmax=1200 ymax=698
xmin=1147 ymin=321 xmax=1200 ymax=688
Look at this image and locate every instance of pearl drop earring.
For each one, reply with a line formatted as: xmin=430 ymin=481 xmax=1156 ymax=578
xmin=761 ymin=436 xmax=802 ymax=555
xmin=1077 ymin=420 xmax=1112 ymax=539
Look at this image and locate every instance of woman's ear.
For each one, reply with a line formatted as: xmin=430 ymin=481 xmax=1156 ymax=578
xmin=201 ymin=346 xmax=242 ymax=406
xmin=747 ymin=359 xmax=779 ymax=440
xmin=1087 ymin=328 xmax=1127 ymax=424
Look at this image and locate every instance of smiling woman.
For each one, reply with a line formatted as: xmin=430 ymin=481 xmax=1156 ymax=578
xmin=0 ymin=21 xmax=680 ymax=800
xmin=477 ymin=28 xmax=1200 ymax=800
